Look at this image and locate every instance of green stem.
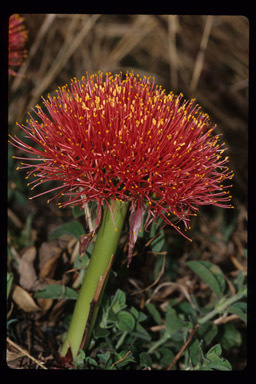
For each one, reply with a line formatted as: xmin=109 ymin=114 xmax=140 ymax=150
xmin=198 ymin=286 xmax=247 ymax=325
xmin=60 ymin=199 xmax=128 ymax=360
xmin=148 ymin=287 xmax=247 ymax=355
xmin=148 ymin=333 xmax=170 ymax=354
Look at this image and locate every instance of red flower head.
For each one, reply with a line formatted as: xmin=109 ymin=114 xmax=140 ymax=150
xmin=8 ymin=14 xmax=28 ymax=76
xmin=10 ymin=71 xmax=234 ymax=262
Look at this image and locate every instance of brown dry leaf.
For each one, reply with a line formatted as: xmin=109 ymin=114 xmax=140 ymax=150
xmin=36 ymin=297 xmax=53 ymax=311
xmin=39 ymin=241 xmax=62 ymax=279
xmin=18 ymin=246 xmax=37 ymax=291
xmin=39 ymin=254 xmax=60 ymax=279
xmin=7 ymin=349 xmax=24 ymax=363
xmin=12 ymin=285 xmax=41 ymax=313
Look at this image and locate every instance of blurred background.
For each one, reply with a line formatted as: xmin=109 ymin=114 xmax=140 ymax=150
xmin=8 ymin=14 xmax=248 ymax=369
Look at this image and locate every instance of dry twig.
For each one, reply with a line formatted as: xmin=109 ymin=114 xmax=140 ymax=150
xmin=11 ymin=14 xmax=57 ymax=92
xmin=111 ymin=350 xmax=132 ymax=368
xmin=166 ymin=324 xmax=200 ymax=370
xmin=189 ymin=15 xmax=214 ymax=95
xmin=7 ymin=337 xmax=48 ymax=370
xmin=28 ymin=14 xmax=101 ymax=107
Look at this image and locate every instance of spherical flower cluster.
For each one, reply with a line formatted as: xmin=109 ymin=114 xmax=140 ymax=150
xmin=10 ymin=71 xmax=233 ymax=245
xmin=8 ymin=14 xmax=28 ymax=76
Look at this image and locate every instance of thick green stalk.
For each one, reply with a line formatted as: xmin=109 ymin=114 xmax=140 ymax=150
xmin=60 ymin=199 xmax=128 ymax=360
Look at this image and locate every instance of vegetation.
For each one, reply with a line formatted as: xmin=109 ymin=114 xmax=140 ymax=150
xmin=7 ymin=14 xmax=248 ymax=370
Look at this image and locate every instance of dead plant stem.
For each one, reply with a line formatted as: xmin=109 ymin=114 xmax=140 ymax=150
xmin=166 ymin=324 xmax=200 ymax=370
xmin=7 ymin=337 xmax=47 ymax=370
xmin=189 ymin=15 xmax=214 ymax=95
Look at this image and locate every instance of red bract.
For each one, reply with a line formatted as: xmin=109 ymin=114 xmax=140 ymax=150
xmin=8 ymin=14 xmax=28 ymax=76
xmin=9 ymin=71 xmax=234 ymax=251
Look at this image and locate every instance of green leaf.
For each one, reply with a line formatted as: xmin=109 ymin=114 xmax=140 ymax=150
xmin=205 ymin=344 xmax=232 ymax=371
xmin=133 ymin=322 xmax=152 ymax=341
xmin=99 ymin=298 xmax=115 ymax=328
xmin=84 ymin=356 xmax=98 ymax=367
xmin=111 ymin=289 xmax=127 ymax=314
xmin=208 ymin=360 xmax=232 ymax=371
xmin=73 ymin=349 xmax=86 ymax=369
xmin=34 ymin=284 xmax=78 ymax=300
xmin=165 ymin=308 xmax=186 ymax=336
xmin=145 ymin=302 xmax=162 ymax=325
xmin=130 ymin=306 xmax=147 ymax=323
xmin=49 ymin=220 xmax=85 ymax=240
xmin=117 ymin=311 xmax=135 ymax=331
xmin=219 ymin=322 xmax=242 ymax=350
xmin=149 ymin=216 xmax=165 ymax=252
xmin=198 ymin=321 xmax=218 ymax=345
xmin=207 ymin=343 xmax=222 ymax=357
xmin=93 ymin=327 xmax=110 ymax=339
xmin=150 ymin=230 xmax=165 ymax=252
xmin=97 ymin=351 xmax=111 ymax=365
xmin=176 ymin=301 xmax=197 ymax=321
xmin=235 ymin=270 xmax=246 ymax=290
xmin=158 ymin=347 xmax=175 ymax=367
xmin=228 ymin=302 xmax=247 ymax=322
xmin=189 ymin=339 xmax=201 ymax=366
xmin=113 ymin=351 xmax=136 ymax=368
xmin=187 ymin=260 xmax=226 ymax=296
xmin=139 ymin=352 xmax=152 ymax=368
